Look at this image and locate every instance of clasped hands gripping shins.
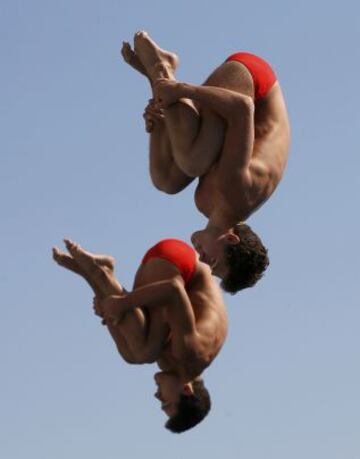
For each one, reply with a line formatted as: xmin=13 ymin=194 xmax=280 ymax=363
xmin=143 ymin=80 xmax=182 ymax=132
xmin=153 ymin=79 xmax=181 ymax=108
xmin=93 ymin=294 xmax=129 ymax=326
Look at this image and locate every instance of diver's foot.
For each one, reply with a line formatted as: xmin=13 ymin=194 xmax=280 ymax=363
xmin=121 ymin=41 xmax=148 ymax=77
xmin=52 ymin=248 xmax=83 ymax=276
xmin=63 ymin=239 xmax=115 ymax=275
xmin=133 ymin=31 xmax=178 ymax=82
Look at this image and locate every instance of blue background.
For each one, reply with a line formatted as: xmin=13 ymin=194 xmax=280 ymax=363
xmin=1 ymin=1 xmax=359 ymax=457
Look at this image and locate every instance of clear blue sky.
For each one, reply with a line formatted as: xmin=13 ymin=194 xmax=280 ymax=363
xmin=1 ymin=1 xmax=359 ymax=458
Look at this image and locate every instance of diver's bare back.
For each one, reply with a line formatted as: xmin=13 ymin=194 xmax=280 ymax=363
xmin=122 ymin=32 xmax=290 ymax=223
xmin=154 ymin=264 xmax=228 ymax=380
xmin=195 ymin=82 xmax=290 ymax=222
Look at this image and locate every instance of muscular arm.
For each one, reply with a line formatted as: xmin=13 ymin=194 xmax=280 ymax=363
xmin=105 ymin=279 xmax=194 ymax=331
xmin=176 ymin=83 xmax=255 ymax=170
xmin=155 ymin=80 xmax=254 ymax=172
xmin=102 ymin=279 xmax=199 ymax=368
xmin=177 ymin=83 xmax=253 ymax=121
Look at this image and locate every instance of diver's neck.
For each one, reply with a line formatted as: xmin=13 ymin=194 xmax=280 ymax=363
xmin=207 ymin=211 xmax=237 ymax=231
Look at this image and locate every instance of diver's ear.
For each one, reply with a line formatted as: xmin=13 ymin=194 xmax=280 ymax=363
xmin=183 ymin=383 xmax=194 ymax=396
xmin=225 ymin=233 xmax=240 ymax=245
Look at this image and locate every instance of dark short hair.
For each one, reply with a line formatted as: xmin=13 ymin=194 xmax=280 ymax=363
xmin=220 ymin=223 xmax=269 ymax=294
xmin=165 ymin=379 xmax=211 ymax=433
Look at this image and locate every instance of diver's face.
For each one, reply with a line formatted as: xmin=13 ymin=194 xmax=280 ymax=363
xmin=154 ymin=372 xmax=183 ymax=417
xmin=191 ymin=230 xmax=239 ymax=278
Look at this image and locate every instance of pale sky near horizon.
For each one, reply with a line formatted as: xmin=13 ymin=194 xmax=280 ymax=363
xmin=1 ymin=1 xmax=359 ymax=458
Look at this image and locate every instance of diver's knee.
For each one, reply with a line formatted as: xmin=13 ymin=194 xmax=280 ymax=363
xmin=151 ymin=176 xmax=183 ymax=194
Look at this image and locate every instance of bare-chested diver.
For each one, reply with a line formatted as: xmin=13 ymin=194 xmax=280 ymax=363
xmin=121 ymin=32 xmax=290 ymax=293
xmin=53 ymin=238 xmax=227 ymax=433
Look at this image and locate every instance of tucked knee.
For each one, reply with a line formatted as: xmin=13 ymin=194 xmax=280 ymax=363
xmin=151 ymin=175 xmax=185 ymax=194
xmin=125 ymin=347 xmax=156 ymax=364
xmin=176 ymin=156 xmax=208 ymax=178
xmin=228 ymin=94 xmax=254 ymax=124
xmin=173 ymin=145 xmax=216 ymax=177
xmin=152 ymin=179 xmax=180 ymax=194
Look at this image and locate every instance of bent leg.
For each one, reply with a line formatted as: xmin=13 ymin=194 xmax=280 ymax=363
xmin=53 ymin=247 xmax=137 ymax=362
xmin=129 ymin=33 xmax=225 ymax=178
xmin=163 ymin=103 xmax=225 ymax=177
xmin=122 ymin=41 xmax=195 ymax=193
xmin=148 ymin=111 xmax=195 ymax=194
xmin=55 ymin=242 xmax=168 ymax=363
xmin=155 ymin=59 xmax=255 ymax=177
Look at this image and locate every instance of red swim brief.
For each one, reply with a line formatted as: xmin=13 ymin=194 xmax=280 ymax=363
xmin=226 ymin=52 xmax=277 ymax=100
xmin=141 ymin=239 xmax=196 ymax=285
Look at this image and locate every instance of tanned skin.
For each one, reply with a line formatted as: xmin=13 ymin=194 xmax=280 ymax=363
xmin=53 ymin=239 xmax=227 ymax=418
xmin=121 ymin=32 xmax=290 ymax=279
